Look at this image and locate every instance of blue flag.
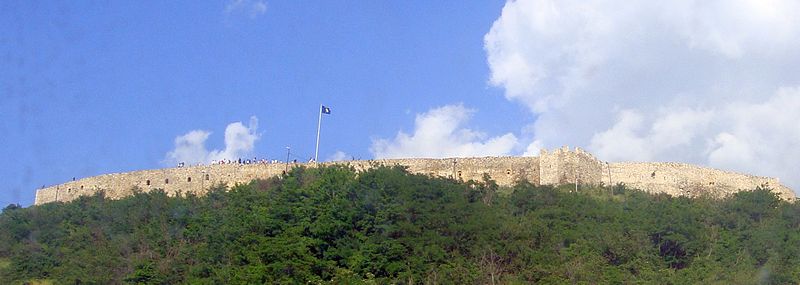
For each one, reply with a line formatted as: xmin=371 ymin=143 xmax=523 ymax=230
xmin=321 ymin=105 xmax=331 ymax=114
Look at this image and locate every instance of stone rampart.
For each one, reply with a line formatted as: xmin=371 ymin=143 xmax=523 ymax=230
xmin=538 ymin=147 xmax=604 ymax=185
xmin=345 ymin=156 xmax=540 ymax=186
xmin=34 ymin=147 xmax=796 ymax=205
xmin=35 ymin=163 xmax=293 ymax=204
xmin=34 ymin=157 xmax=541 ymax=205
xmin=605 ymin=162 xmax=794 ymax=200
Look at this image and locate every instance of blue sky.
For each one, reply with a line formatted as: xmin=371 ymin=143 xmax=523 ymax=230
xmin=2 ymin=1 xmax=524 ymax=205
xmin=4 ymin=1 xmax=800 ymax=206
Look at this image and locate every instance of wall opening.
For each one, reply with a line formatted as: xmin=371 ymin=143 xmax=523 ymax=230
xmin=146 ymin=180 xmax=150 ymax=186
xmin=80 ymin=185 xmax=83 ymax=190
xmin=457 ymin=171 xmax=462 ymax=178
xmin=187 ymin=177 xmax=192 ymax=182
xmin=205 ymin=174 xmax=210 ymax=180
xmin=506 ymin=169 xmax=512 ymax=175
xmin=165 ymin=178 xmax=169 ymax=184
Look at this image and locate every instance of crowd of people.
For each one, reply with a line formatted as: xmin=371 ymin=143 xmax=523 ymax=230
xmin=211 ymin=158 xmax=287 ymax=165
xmin=176 ymin=157 xmax=309 ymax=168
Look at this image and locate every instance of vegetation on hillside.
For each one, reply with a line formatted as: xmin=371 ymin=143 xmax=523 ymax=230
xmin=1 ymin=165 xmax=799 ymax=284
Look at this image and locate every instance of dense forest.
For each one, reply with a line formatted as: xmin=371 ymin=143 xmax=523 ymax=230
xmin=1 ymin=165 xmax=799 ymax=284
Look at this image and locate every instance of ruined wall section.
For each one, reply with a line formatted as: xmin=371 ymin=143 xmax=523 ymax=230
xmin=608 ymin=162 xmax=795 ymax=201
xmin=341 ymin=156 xmax=540 ymax=186
xmin=539 ymin=146 xmax=604 ymax=186
xmin=34 ymin=149 xmax=796 ymax=205
xmin=538 ymin=149 xmax=560 ymax=185
xmin=34 ymin=163 xmax=293 ymax=205
xmin=34 ymin=157 xmax=539 ymax=205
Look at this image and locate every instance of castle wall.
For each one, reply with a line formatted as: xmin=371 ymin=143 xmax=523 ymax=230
xmin=34 ymin=157 xmax=540 ymax=205
xmin=352 ymin=156 xmax=540 ymax=186
xmin=539 ymin=147 xmax=604 ymax=186
xmin=33 ymin=148 xmax=796 ymax=205
xmin=538 ymin=149 xmax=561 ymax=185
xmin=34 ymin=163 xmax=293 ymax=205
xmin=606 ymin=162 xmax=795 ymax=200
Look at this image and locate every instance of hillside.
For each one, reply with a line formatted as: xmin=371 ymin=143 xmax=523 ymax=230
xmin=3 ymin=165 xmax=800 ymax=284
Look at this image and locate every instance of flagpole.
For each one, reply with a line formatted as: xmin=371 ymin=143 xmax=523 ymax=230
xmin=314 ymin=104 xmax=323 ymax=163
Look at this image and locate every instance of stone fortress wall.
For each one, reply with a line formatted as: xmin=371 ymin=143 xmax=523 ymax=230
xmin=34 ymin=147 xmax=795 ymax=205
xmin=604 ymin=162 xmax=792 ymax=200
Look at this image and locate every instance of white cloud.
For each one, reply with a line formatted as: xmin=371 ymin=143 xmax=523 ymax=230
xmin=225 ymin=0 xmax=267 ymax=19
xmin=590 ymin=107 xmax=714 ymax=162
xmin=706 ymin=88 xmax=800 ymax=187
xmin=164 ymin=130 xmax=212 ymax=166
xmin=164 ymin=116 xmax=260 ymax=166
xmin=589 ymin=110 xmax=651 ymax=162
xmin=371 ymin=104 xmax=518 ymax=159
xmin=522 ymin=139 xmax=543 ymax=157
xmin=484 ymin=0 xmax=800 ymax=191
xmin=326 ymin=150 xmax=349 ymax=162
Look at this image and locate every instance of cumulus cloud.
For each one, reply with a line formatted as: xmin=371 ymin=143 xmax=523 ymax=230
xmin=225 ymin=0 xmax=267 ymax=19
xmin=706 ymin=88 xmax=800 ymax=185
xmin=371 ymin=104 xmax=518 ymax=159
xmin=484 ymin=0 xmax=800 ymax=190
xmin=522 ymin=139 xmax=543 ymax=157
xmin=165 ymin=130 xmax=213 ymax=166
xmin=164 ymin=116 xmax=260 ymax=166
xmin=326 ymin=151 xmax=350 ymax=162
xmin=590 ymin=107 xmax=714 ymax=162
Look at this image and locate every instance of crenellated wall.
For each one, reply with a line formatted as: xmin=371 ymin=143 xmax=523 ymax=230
xmin=34 ymin=147 xmax=796 ymax=205
xmin=538 ymin=146 xmax=605 ymax=186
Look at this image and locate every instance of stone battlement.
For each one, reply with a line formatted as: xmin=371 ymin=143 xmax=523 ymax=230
xmin=34 ymin=147 xmax=796 ymax=205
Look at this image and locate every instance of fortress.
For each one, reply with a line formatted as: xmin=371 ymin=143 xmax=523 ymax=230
xmin=34 ymin=147 xmax=795 ymax=205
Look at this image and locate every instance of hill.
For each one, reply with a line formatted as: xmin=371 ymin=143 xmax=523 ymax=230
xmin=3 ymin=165 xmax=800 ymax=284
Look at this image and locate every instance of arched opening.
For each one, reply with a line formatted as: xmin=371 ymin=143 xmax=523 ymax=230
xmin=457 ymin=171 xmax=462 ymax=178
xmin=205 ymin=174 xmax=210 ymax=180
xmin=80 ymin=185 xmax=83 ymax=190
xmin=165 ymin=178 xmax=169 ymax=184
xmin=187 ymin=177 xmax=192 ymax=182
xmin=146 ymin=180 xmax=151 ymax=186
xmin=506 ymin=169 xmax=512 ymax=175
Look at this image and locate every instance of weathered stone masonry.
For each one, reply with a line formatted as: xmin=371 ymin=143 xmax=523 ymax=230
xmin=34 ymin=147 xmax=795 ymax=205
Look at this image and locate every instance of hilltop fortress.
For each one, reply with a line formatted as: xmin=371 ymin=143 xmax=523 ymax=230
xmin=34 ymin=147 xmax=795 ymax=205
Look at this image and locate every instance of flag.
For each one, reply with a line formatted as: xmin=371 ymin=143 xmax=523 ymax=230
xmin=321 ymin=105 xmax=331 ymax=114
